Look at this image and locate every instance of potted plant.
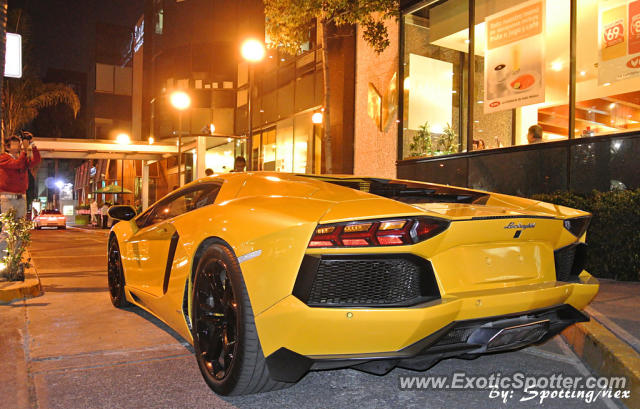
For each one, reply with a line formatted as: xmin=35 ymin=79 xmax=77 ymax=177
xmin=409 ymin=121 xmax=433 ymax=157
xmin=439 ymin=123 xmax=459 ymax=155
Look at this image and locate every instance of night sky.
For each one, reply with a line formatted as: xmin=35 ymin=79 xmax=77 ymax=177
xmin=8 ymin=0 xmax=144 ymax=76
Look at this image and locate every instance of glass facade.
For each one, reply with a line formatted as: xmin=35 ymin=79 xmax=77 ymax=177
xmin=402 ymin=0 xmax=469 ymax=157
xmin=400 ymin=0 xmax=640 ymax=159
xmin=250 ymin=111 xmax=319 ymax=173
xmin=241 ymin=44 xmax=324 ymax=173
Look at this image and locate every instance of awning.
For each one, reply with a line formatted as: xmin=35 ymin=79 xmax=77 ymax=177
xmin=93 ymin=184 xmax=133 ymax=194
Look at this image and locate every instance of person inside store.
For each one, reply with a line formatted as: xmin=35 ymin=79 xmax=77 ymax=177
xmin=527 ymin=124 xmax=544 ymax=144
xmin=232 ymin=156 xmax=246 ymax=172
xmin=0 ymin=131 xmax=41 ymax=253
xmin=472 ymin=139 xmax=486 ymax=150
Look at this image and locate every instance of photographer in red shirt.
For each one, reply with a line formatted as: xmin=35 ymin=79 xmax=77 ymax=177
xmin=0 ymin=131 xmax=41 ymax=248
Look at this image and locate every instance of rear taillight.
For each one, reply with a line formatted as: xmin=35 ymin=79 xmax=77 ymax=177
xmin=308 ymin=217 xmax=449 ymax=248
xmin=563 ymin=216 xmax=590 ymax=238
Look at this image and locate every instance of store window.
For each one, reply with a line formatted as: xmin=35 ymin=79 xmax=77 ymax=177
xmin=206 ymin=140 xmax=244 ymax=173
xmin=476 ymin=0 xmax=570 ymax=147
xmin=401 ymin=0 xmax=572 ymax=157
xmin=251 ymin=112 xmax=319 ymax=173
xmin=576 ymin=0 xmax=640 ymax=137
xmin=401 ymin=0 xmax=469 ymax=159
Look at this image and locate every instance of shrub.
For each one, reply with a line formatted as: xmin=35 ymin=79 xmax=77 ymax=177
xmin=532 ymin=189 xmax=640 ymax=281
xmin=0 ymin=209 xmax=35 ymax=281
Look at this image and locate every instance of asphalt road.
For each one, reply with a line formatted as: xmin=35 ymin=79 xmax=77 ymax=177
xmin=0 ymin=228 xmax=628 ymax=409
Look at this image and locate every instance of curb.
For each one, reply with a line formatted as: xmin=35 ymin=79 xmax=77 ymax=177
xmin=0 ymin=250 xmax=42 ymax=304
xmin=562 ymin=320 xmax=640 ymax=408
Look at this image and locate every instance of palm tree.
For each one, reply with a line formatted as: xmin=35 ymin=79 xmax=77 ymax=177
xmin=3 ymin=77 xmax=80 ymax=139
xmin=1 ymin=8 xmax=80 ymax=146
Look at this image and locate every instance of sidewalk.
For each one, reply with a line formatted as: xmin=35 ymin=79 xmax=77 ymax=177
xmin=562 ymin=279 xmax=640 ymax=409
xmin=588 ymin=279 xmax=640 ymax=353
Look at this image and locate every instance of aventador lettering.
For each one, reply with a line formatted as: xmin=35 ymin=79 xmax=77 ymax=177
xmin=503 ymin=222 xmax=536 ymax=230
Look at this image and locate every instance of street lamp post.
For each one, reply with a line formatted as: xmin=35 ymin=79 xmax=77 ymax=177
xmin=170 ymin=91 xmax=191 ymax=187
xmin=241 ymin=39 xmax=265 ymax=170
xmin=116 ymin=133 xmax=131 ymax=203
xmin=311 ymin=112 xmax=323 ymax=174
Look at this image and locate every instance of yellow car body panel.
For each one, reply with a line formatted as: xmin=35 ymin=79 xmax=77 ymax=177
xmin=255 ymin=276 xmax=598 ymax=357
xmin=109 ymin=172 xmax=598 ymax=378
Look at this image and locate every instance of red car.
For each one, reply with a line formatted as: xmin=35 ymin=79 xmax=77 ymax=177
xmin=34 ymin=210 xmax=67 ymax=229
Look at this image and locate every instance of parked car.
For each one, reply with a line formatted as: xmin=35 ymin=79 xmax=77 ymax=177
xmin=107 ymin=172 xmax=598 ymax=396
xmin=34 ymin=209 xmax=67 ymax=229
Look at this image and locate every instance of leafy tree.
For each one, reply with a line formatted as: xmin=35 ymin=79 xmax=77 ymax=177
xmin=264 ymin=0 xmax=398 ymax=173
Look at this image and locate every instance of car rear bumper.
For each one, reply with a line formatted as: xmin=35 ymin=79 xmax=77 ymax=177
xmin=36 ymin=223 xmax=66 ymax=227
xmin=255 ymin=272 xmax=598 ymax=381
xmin=264 ymin=303 xmax=589 ymax=382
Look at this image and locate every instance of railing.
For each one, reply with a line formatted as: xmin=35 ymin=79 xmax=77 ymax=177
xmin=397 ymin=131 xmax=640 ymax=196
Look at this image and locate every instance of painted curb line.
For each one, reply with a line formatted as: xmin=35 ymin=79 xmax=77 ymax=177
xmin=562 ymin=320 xmax=640 ymax=409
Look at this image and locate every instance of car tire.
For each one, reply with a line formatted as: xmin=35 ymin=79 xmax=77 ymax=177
xmin=107 ymin=236 xmax=130 ymax=308
xmin=191 ymin=244 xmax=293 ymax=396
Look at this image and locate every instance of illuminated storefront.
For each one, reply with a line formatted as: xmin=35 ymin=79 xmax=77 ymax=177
xmin=397 ymin=0 xmax=640 ymax=195
xmin=251 ymin=111 xmax=322 ymax=174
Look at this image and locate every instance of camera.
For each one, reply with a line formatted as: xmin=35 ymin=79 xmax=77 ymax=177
xmin=17 ymin=130 xmax=33 ymax=141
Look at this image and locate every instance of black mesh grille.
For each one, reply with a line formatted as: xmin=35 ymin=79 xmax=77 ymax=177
xmin=293 ymin=255 xmax=440 ymax=307
xmin=554 ymin=243 xmax=587 ymax=282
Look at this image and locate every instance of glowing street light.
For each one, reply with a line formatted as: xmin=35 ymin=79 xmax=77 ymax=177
xmin=241 ymin=39 xmax=266 ymax=63
xmin=312 ymin=112 xmax=323 ymax=124
xmin=116 ymin=133 xmax=131 ymax=145
xmin=241 ymin=39 xmax=266 ymax=170
xmin=170 ymin=91 xmax=191 ymax=111
xmin=148 ymin=136 xmax=154 ymax=145
xmin=54 ymin=180 xmax=64 ymax=189
xmin=170 ymin=91 xmax=191 ymax=187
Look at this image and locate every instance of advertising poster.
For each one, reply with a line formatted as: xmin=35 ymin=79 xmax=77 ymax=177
xmin=484 ymin=0 xmax=546 ymax=114
xmin=598 ymin=0 xmax=640 ymax=84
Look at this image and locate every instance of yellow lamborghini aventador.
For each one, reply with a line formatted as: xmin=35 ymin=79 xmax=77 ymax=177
xmin=107 ymin=172 xmax=598 ymax=396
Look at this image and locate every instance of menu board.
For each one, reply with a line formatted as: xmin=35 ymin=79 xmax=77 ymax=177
xmin=484 ymin=0 xmax=546 ymax=114
xmin=599 ymin=0 xmax=640 ymax=84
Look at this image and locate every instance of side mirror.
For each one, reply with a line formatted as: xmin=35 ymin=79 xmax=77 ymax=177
xmin=108 ymin=205 xmax=137 ymax=221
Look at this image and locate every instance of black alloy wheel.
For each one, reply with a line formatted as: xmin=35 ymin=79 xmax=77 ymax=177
xmin=191 ymin=244 xmax=292 ymax=395
xmin=107 ymin=236 xmax=129 ymax=308
xmin=194 ymin=258 xmax=238 ymax=381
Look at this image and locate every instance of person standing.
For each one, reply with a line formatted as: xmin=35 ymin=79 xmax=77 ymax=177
xmin=0 ymin=133 xmax=41 ymax=253
xmin=232 ymin=156 xmax=246 ymax=172
xmin=90 ymin=199 xmax=99 ymax=227
xmin=0 ymin=134 xmax=41 ymax=217
xmin=100 ymin=202 xmax=110 ymax=229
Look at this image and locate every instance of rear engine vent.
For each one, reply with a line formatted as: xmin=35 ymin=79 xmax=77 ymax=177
xmin=554 ymin=243 xmax=587 ymax=282
xmin=293 ymin=254 xmax=440 ymax=307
